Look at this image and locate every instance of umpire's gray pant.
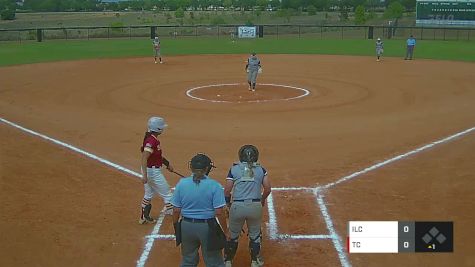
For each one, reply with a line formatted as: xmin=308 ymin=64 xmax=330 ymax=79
xmin=406 ymin=45 xmax=415 ymax=59
xmin=229 ymin=201 xmax=262 ymax=242
xmin=180 ymin=220 xmax=225 ymax=267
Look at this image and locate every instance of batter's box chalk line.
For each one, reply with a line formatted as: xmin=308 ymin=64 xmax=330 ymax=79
xmin=1 ymin=117 xmax=474 ymax=267
xmin=144 ymin=187 xmax=330 ymax=241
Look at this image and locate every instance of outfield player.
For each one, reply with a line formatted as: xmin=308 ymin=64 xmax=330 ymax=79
xmin=153 ymin=36 xmax=163 ymax=64
xmin=139 ymin=116 xmax=174 ymax=224
xmin=230 ymin=28 xmax=236 ymax=43
xmin=245 ymin=53 xmax=261 ymax=91
xmin=224 ymin=145 xmax=271 ymax=267
xmin=376 ymin=38 xmax=384 ymax=62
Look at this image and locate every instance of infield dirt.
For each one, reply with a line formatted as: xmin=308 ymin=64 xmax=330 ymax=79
xmin=1 ymin=54 xmax=474 ymax=267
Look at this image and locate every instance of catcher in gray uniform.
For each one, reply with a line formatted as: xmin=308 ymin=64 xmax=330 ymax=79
xmin=245 ymin=53 xmax=262 ymax=92
xmin=224 ymin=145 xmax=272 ymax=267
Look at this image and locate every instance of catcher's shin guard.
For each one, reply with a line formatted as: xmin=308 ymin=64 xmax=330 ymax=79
xmin=224 ymin=239 xmax=238 ymax=261
xmin=249 ymin=235 xmax=261 ymax=261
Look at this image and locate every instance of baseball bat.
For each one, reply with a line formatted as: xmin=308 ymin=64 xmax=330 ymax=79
xmin=171 ymin=170 xmax=186 ymax=178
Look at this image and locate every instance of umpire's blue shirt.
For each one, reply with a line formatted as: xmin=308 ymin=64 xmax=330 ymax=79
xmin=171 ymin=176 xmax=226 ymax=219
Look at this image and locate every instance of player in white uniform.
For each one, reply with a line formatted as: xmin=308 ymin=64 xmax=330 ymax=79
xmin=376 ymin=38 xmax=384 ymax=62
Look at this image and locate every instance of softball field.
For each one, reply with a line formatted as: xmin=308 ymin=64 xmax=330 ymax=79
xmin=1 ymin=46 xmax=475 ymax=267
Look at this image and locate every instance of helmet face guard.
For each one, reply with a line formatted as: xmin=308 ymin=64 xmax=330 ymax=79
xmin=238 ymin=145 xmax=259 ymax=163
xmin=189 ymin=153 xmax=214 ymax=176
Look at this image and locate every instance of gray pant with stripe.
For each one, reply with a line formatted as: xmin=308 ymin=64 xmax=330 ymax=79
xmin=229 ymin=201 xmax=263 ymax=242
xmin=247 ymin=69 xmax=258 ymax=83
xmin=180 ymin=220 xmax=225 ymax=267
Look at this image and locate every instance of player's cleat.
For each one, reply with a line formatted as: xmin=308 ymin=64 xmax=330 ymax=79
xmin=140 ymin=204 xmax=156 ymax=224
xmin=160 ymin=61 xmax=163 ymax=64
xmin=250 ymin=259 xmax=264 ymax=267
xmin=225 ymin=260 xmax=233 ymax=267
xmin=155 ymin=61 xmax=157 ymax=64
xmin=377 ymin=59 xmax=380 ymax=62
xmin=139 ymin=216 xmax=156 ymax=224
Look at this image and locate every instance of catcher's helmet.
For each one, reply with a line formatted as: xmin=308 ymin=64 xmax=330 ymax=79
xmin=190 ymin=153 xmax=214 ymax=174
xmin=148 ymin=117 xmax=167 ymax=133
xmin=238 ymin=145 xmax=259 ymax=163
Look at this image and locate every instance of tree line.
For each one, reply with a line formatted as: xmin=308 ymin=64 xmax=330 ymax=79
xmin=1 ymin=0 xmax=415 ymax=20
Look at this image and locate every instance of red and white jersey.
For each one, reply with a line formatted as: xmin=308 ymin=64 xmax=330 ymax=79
xmin=141 ymin=134 xmax=163 ymax=168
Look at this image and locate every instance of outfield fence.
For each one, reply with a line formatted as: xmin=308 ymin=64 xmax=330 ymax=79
xmin=1 ymin=24 xmax=474 ymax=42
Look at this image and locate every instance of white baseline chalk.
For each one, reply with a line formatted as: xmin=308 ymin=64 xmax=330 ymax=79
xmin=266 ymin=192 xmax=278 ymax=240
xmin=315 ymin=188 xmax=351 ymax=267
xmin=136 ymin=210 xmax=168 ymax=267
xmin=323 ymin=126 xmax=475 ymax=189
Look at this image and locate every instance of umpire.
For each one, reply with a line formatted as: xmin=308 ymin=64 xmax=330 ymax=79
xmin=224 ymin=145 xmax=271 ymax=267
xmin=171 ymin=153 xmax=228 ymax=267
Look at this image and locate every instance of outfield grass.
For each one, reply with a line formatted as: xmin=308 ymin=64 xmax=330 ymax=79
xmin=0 ymin=38 xmax=474 ymax=66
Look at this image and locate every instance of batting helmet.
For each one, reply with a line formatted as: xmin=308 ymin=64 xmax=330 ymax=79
xmin=147 ymin=117 xmax=167 ymax=133
xmin=238 ymin=145 xmax=259 ymax=163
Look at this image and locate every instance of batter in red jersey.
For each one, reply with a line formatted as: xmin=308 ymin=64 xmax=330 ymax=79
xmin=139 ymin=116 xmax=174 ymax=224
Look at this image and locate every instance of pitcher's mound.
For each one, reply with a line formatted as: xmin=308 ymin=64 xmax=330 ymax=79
xmin=186 ymin=83 xmax=310 ymax=103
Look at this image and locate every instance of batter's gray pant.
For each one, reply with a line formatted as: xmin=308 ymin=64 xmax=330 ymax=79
xmin=180 ymin=220 xmax=225 ymax=267
xmin=247 ymin=70 xmax=258 ymax=84
xmin=229 ymin=201 xmax=262 ymax=242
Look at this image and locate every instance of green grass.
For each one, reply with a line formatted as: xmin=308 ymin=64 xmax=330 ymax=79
xmin=1 ymin=38 xmax=474 ymax=66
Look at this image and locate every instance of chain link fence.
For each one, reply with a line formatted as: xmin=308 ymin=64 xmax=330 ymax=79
xmin=1 ymin=25 xmax=474 ymax=42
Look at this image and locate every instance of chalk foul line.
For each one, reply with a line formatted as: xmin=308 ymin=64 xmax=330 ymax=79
xmin=2 ymin=117 xmax=474 ymax=267
xmin=315 ymin=125 xmax=475 ymax=267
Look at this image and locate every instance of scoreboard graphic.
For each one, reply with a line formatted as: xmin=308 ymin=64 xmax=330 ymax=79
xmin=416 ymin=0 xmax=475 ymax=26
xmin=348 ymin=221 xmax=453 ymax=253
